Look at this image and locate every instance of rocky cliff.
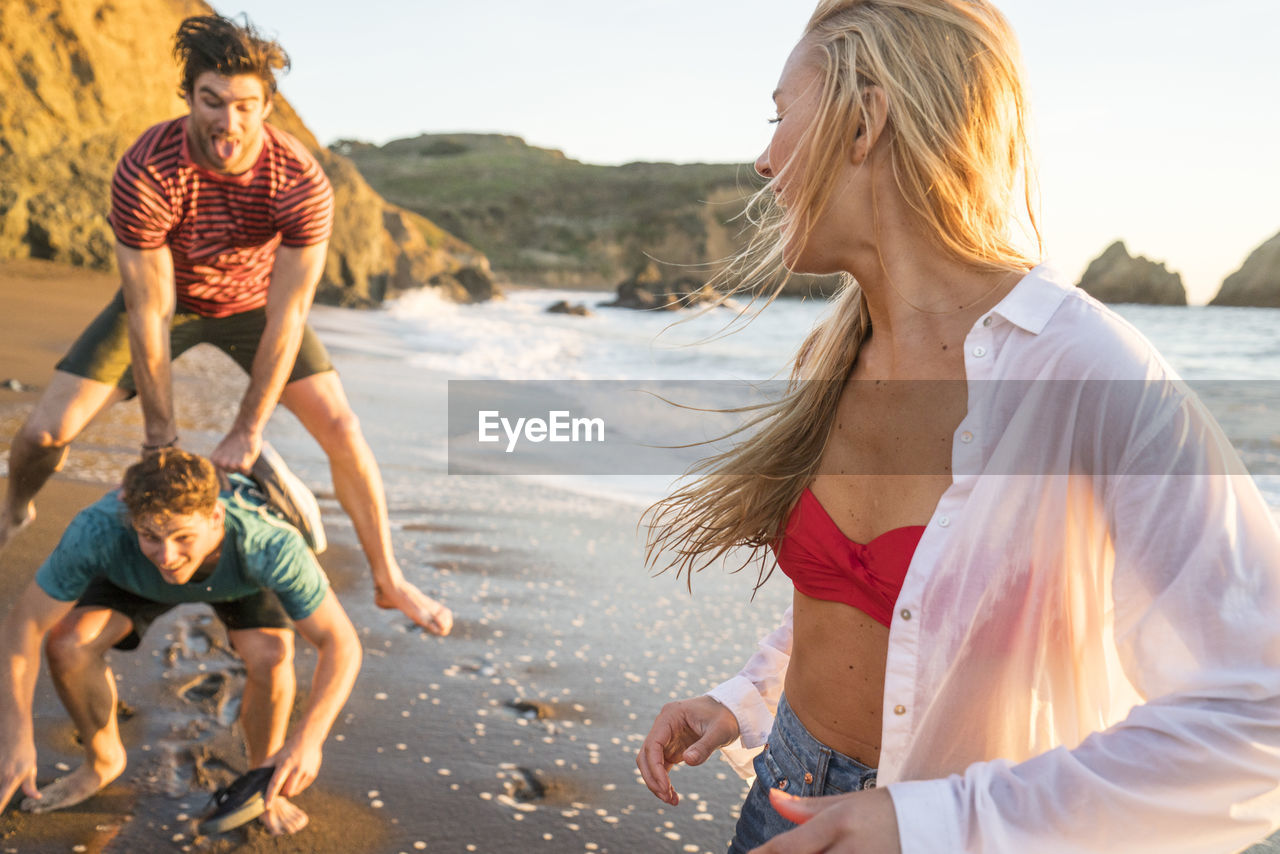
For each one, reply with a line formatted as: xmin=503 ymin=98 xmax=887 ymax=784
xmin=0 ymin=0 xmax=495 ymax=305
xmin=336 ymin=133 xmax=839 ymax=299
xmin=1210 ymin=231 xmax=1280 ymax=308
xmin=1077 ymin=241 xmax=1186 ymax=306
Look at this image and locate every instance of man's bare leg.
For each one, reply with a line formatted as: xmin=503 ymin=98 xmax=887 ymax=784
xmin=281 ymin=372 xmax=452 ymax=635
xmin=23 ymin=607 xmax=133 ymax=812
xmin=229 ymin=628 xmax=306 ymax=835
xmin=2 ymin=371 xmax=128 ymax=551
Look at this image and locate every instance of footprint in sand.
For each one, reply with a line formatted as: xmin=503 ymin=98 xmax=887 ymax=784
xmin=504 ymin=699 xmax=553 ymax=720
xmin=176 ymin=668 xmax=245 ymax=727
xmin=494 ymin=765 xmax=548 ymax=811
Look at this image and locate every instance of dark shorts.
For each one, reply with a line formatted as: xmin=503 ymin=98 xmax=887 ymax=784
xmin=56 ymin=289 xmax=334 ymax=393
xmin=77 ymin=576 xmax=292 ymax=651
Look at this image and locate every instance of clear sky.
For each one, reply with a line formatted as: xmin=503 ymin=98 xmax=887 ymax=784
xmin=216 ymin=0 xmax=1280 ymax=304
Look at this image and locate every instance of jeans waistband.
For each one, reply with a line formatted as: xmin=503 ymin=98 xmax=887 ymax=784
xmin=769 ymin=693 xmax=878 ymax=793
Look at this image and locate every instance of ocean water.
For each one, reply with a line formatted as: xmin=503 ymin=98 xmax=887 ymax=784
xmin=310 ymin=286 xmax=1280 ymax=513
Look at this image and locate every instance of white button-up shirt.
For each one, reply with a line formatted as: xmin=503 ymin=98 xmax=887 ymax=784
xmin=707 ymin=266 xmax=1280 ymax=853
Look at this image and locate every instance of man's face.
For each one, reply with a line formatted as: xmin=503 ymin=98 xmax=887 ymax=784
xmin=185 ymin=71 xmax=272 ymax=174
xmin=132 ymin=505 xmax=225 ymax=585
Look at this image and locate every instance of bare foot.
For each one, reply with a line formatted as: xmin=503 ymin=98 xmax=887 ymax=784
xmin=0 ymin=500 xmax=35 ymax=552
xmin=260 ymin=796 xmax=309 ymax=835
xmin=21 ymin=753 xmax=126 ymax=813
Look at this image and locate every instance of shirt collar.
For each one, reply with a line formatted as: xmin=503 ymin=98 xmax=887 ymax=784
xmin=985 ymin=264 xmax=1072 ymax=335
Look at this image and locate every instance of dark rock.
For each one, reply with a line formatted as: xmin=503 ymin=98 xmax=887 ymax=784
xmin=546 ymin=300 xmax=592 ymax=317
xmin=601 ymin=261 xmax=729 ymax=311
xmin=1210 ymin=231 xmax=1280 ymax=308
xmin=1077 ymin=241 xmax=1186 ymax=305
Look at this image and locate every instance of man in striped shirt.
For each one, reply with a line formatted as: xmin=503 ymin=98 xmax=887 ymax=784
xmin=2 ymin=14 xmax=453 ymax=637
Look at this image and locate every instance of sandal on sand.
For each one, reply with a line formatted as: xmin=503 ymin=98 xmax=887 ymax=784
xmin=199 ymin=766 xmax=275 ymax=835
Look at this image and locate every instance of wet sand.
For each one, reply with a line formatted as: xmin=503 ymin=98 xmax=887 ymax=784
xmin=0 ymin=259 xmax=791 ymax=853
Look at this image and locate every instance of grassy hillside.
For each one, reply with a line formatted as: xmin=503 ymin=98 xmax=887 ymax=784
xmin=334 ymin=134 xmax=763 ymax=288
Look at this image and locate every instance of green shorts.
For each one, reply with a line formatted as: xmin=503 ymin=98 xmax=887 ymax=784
xmin=77 ymin=576 xmax=293 ymax=651
xmin=56 ymin=290 xmax=334 ymax=393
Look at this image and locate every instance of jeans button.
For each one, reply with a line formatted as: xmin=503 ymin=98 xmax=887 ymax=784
xmin=777 ymin=778 xmax=788 ymax=790
xmin=803 ymin=772 xmax=813 ymax=785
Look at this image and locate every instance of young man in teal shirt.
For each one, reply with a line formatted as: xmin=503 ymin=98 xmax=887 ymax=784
xmin=0 ymin=450 xmax=361 ymax=835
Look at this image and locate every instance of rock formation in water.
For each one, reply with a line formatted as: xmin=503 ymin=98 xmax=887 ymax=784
xmin=1077 ymin=241 xmax=1186 ymax=305
xmin=1210 ymin=231 xmax=1280 ymax=308
xmin=0 ymin=0 xmax=496 ymax=305
xmin=599 ymin=261 xmax=729 ymax=311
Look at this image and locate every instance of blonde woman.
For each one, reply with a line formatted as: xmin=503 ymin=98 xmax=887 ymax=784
xmin=636 ymin=1 xmax=1280 ymax=852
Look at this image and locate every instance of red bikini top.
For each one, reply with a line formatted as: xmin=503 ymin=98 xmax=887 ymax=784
xmin=773 ymin=488 xmax=925 ymax=627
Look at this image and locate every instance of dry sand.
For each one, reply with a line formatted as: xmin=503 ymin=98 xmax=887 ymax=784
xmin=0 ymin=259 xmax=791 ymax=853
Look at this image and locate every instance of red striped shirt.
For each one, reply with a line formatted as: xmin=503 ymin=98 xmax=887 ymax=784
xmin=110 ymin=118 xmax=334 ymax=318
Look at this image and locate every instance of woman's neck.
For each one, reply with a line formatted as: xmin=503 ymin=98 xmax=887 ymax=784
xmin=846 ymin=244 xmax=1023 ymax=379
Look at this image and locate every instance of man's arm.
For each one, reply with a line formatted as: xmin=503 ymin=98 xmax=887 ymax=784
xmin=211 ymin=241 xmax=328 ymax=473
xmin=117 ymin=242 xmax=178 ymax=448
xmin=0 ymin=582 xmax=76 ymax=811
xmin=261 ymin=588 xmax=360 ymax=805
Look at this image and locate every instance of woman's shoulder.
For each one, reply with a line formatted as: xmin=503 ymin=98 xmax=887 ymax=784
xmin=996 ymin=266 xmax=1177 ymax=384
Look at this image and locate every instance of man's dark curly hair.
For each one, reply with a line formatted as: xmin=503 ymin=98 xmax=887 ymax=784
xmin=174 ymin=14 xmax=289 ymax=100
xmin=122 ymin=449 xmax=220 ymax=522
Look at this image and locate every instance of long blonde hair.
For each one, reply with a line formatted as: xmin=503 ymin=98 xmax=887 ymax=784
xmin=644 ymin=0 xmax=1041 ymax=588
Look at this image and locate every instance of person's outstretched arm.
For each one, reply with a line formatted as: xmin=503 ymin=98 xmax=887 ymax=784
xmin=117 ymin=243 xmax=178 ymax=449
xmin=211 ymin=241 xmax=328 ymax=472
xmin=261 ymin=588 xmax=360 ymax=806
xmin=0 ymin=582 xmax=75 ymax=811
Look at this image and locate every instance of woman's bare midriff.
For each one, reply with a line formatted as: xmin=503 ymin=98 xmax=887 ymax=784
xmin=785 ymin=591 xmax=891 ymax=768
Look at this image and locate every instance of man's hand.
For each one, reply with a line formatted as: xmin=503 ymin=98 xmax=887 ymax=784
xmin=210 ymin=428 xmax=262 ymax=474
xmin=750 ymin=787 xmax=902 ymax=854
xmin=262 ymin=736 xmax=322 ymax=808
xmin=637 ymin=695 xmax=740 ymax=806
xmin=375 ymin=580 xmax=453 ymax=636
xmin=0 ymin=734 xmax=40 ymax=813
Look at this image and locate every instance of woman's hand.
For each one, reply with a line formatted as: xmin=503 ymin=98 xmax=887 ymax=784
xmin=637 ymin=695 xmax=740 ymax=805
xmin=751 ymin=787 xmax=902 ymax=854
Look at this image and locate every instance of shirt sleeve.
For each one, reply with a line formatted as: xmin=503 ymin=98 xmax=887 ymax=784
xmin=252 ymin=529 xmax=330 ymax=620
xmin=34 ymin=505 xmax=121 ymax=602
xmin=889 ymin=392 xmax=1280 ymax=854
xmin=706 ymin=604 xmax=794 ymax=779
xmin=109 ymin=135 xmax=175 ymax=249
xmin=275 ymin=153 xmax=334 ymax=248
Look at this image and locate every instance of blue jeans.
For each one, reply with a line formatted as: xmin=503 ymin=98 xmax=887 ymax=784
xmin=728 ymin=694 xmax=878 ymax=853
xmin=725 ymin=696 xmax=1280 ymax=852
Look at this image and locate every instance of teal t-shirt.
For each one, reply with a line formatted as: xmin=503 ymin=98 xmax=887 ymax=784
xmin=35 ymin=478 xmax=329 ymax=620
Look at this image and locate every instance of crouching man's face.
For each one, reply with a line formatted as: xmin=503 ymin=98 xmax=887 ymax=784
xmin=132 ymin=505 xmax=226 ymax=585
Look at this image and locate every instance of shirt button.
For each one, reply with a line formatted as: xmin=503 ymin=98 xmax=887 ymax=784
xmin=982 ymin=316 xmax=993 ymax=327
xmin=972 ymin=346 xmax=987 ymax=358
xmin=960 ymin=431 xmax=973 ymax=443
xmin=893 ymin=705 xmax=907 ymax=716
xmin=938 ymin=516 xmax=950 ymax=527
xmin=900 ymin=608 xmax=912 ymax=621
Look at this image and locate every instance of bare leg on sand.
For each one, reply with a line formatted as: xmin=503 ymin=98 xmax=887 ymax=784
xmin=281 ymin=372 xmax=453 ymax=635
xmin=22 ymin=608 xmax=133 ymax=812
xmin=230 ymin=627 xmax=308 ymax=835
xmin=1 ymin=372 xmax=128 ymax=552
